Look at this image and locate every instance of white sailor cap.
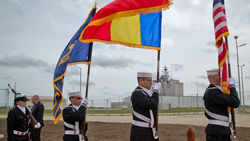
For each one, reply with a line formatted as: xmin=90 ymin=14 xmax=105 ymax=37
xmin=68 ymin=91 xmax=82 ymax=97
xmin=207 ymin=69 xmax=218 ymax=76
xmin=137 ymin=72 xmax=152 ymax=78
xmin=15 ymin=93 xmax=29 ymax=101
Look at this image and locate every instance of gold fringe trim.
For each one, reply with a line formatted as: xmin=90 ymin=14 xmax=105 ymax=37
xmin=215 ymin=32 xmax=229 ymax=47
xmin=68 ymin=61 xmax=91 ymax=66
xmin=54 ymin=113 xmax=62 ymax=125
xmin=88 ymin=1 xmax=173 ymax=27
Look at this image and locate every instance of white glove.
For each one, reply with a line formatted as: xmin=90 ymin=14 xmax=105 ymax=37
xmin=82 ymin=98 xmax=88 ymax=107
xmin=153 ymin=82 xmax=161 ymax=91
xmin=34 ymin=122 xmax=41 ymax=129
xmin=228 ymin=78 xmax=236 ymax=85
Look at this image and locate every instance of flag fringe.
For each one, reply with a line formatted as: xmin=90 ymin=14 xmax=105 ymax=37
xmin=54 ymin=113 xmax=62 ymax=124
xmin=215 ymin=32 xmax=229 ymax=47
xmin=87 ymin=2 xmax=173 ymax=27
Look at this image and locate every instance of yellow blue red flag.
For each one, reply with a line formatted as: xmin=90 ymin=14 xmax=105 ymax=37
xmin=53 ymin=7 xmax=96 ymax=124
xmin=80 ymin=0 xmax=173 ymax=50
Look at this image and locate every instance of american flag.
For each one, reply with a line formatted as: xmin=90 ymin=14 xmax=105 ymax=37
xmin=213 ymin=0 xmax=230 ymax=94
xmin=213 ymin=0 xmax=229 ymax=45
xmin=213 ymin=0 xmax=231 ymax=120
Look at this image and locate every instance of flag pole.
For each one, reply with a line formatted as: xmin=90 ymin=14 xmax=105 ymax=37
xmin=81 ymin=1 xmax=97 ymax=138
xmin=156 ymin=50 xmax=160 ymax=131
xmin=225 ymin=36 xmax=237 ymax=136
xmin=80 ymin=64 xmax=91 ymax=139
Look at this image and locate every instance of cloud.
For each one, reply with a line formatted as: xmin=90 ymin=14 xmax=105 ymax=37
xmin=197 ymin=75 xmax=207 ymax=80
xmin=246 ymin=76 xmax=250 ymax=80
xmin=201 ymin=46 xmax=217 ymax=54
xmin=42 ymin=64 xmax=56 ymax=74
xmin=206 ymin=41 xmax=215 ymax=46
xmin=170 ymin=64 xmax=183 ymax=72
xmin=192 ymin=81 xmax=208 ymax=89
xmin=66 ymin=68 xmax=81 ymax=76
xmin=0 ymin=54 xmax=48 ymax=68
xmin=2 ymin=76 xmax=12 ymax=80
xmin=68 ymin=79 xmax=95 ymax=86
xmin=92 ymin=55 xmax=149 ymax=69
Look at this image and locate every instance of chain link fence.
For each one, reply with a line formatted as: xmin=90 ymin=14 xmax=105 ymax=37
xmin=0 ymin=88 xmax=13 ymax=109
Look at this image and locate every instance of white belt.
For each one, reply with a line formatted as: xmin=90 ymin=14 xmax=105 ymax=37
xmin=13 ymin=130 xmax=28 ymax=136
xmin=132 ymin=120 xmax=151 ymax=128
xmin=64 ymin=121 xmax=79 ymax=135
xmin=133 ymin=110 xmax=151 ymax=123
xmin=65 ymin=130 xmax=79 ymax=135
xmin=205 ymin=109 xmax=229 ymax=122
xmin=64 ymin=121 xmax=75 ymax=129
xmin=208 ymin=120 xmax=230 ymax=127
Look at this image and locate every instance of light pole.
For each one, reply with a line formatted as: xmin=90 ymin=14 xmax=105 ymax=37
xmin=234 ymin=35 xmax=246 ymax=106
xmin=240 ymin=64 xmax=245 ymax=107
xmin=73 ymin=65 xmax=82 ymax=92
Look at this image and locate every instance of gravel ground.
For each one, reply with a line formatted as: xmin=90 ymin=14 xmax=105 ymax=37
xmin=1 ymin=120 xmax=250 ymax=141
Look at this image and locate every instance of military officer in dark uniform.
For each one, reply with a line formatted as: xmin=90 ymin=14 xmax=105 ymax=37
xmin=63 ymin=91 xmax=88 ymax=141
xmin=30 ymin=95 xmax=44 ymax=141
xmin=7 ymin=94 xmax=40 ymax=141
xmin=203 ymin=69 xmax=240 ymax=141
xmin=130 ymin=72 xmax=161 ymax=141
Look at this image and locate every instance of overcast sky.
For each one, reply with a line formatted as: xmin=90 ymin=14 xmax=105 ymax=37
xmin=0 ymin=0 xmax=249 ymax=102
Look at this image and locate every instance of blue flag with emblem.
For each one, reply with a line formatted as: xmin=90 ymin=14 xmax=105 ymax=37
xmin=53 ymin=7 xmax=96 ymax=124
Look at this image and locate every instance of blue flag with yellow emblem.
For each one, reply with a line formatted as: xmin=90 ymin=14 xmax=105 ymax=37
xmin=53 ymin=8 xmax=96 ymax=124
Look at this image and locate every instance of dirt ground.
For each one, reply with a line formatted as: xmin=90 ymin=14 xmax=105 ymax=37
xmin=1 ymin=120 xmax=250 ymax=141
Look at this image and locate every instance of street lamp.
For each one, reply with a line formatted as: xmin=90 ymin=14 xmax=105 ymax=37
xmin=240 ymin=64 xmax=245 ymax=107
xmin=234 ymin=35 xmax=246 ymax=106
xmin=73 ymin=65 xmax=82 ymax=92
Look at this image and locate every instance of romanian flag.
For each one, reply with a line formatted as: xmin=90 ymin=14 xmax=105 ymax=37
xmin=53 ymin=8 xmax=96 ymax=124
xmin=80 ymin=0 xmax=173 ymax=50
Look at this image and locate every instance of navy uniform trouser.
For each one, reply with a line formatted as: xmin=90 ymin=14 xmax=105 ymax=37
xmin=63 ymin=135 xmax=88 ymax=141
xmin=130 ymin=126 xmax=159 ymax=141
xmin=206 ymin=134 xmax=231 ymax=141
xmin=11 ymin=134 xmax=30 ymax=141
xmin=30 ymin=128 xmax=41 ymax=141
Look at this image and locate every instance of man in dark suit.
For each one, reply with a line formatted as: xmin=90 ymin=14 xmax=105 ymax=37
xmin=203 ymin=69 xmax=240 ymax=141
xmin=130 ymin=72 xmax=161 ymax=141
xmin=30 ymin=95 xmax=44 ymax=141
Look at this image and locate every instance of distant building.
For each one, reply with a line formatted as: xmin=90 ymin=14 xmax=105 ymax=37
xmin=158 ymin=80 xmax=184 ymax=96
xmin=154 ymin=66 xmax=184 ymax=96
xmin=26 ymin=96 xmax=66 ymax=110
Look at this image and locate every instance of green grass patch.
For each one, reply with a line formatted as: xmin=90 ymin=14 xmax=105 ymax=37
xmin=0 ymin=110 xmax=9 ymax=114
xmin=159 ymin=107 xmax=205 ymax=113
xmin=0 ymin=118 xmax=6 ymax=121
xmin=87 ymin=109 xmax=132 ymax=114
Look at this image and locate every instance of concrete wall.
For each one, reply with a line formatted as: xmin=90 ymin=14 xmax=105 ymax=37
xmin=111 ymin=102 xmax=131 ymax=109
xmin=158 ymin=80 xmax=184 ymax=96
xmin=27 ymin=99 xmax=66 ymax=110
xmin=159 ymin=96 xmax=204 ymax=108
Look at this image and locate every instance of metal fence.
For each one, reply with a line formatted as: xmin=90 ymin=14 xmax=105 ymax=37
xmin=1 ymin=89 xmax=250 ymax=109
xmin=0 ymin=88 xmax=13 ymax=109
xmin=85 ymin=95 xmax=250 ymax=109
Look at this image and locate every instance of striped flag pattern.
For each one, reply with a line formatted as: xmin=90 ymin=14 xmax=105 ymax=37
xmin=213 ymin=0 xmax=231 ymax=120
xmin=213 ymin=0 xmax=230 ymax=94
xmin=213 ymin=0 xmax=229 ymax=45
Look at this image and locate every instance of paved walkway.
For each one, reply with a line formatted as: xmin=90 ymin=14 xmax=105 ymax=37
xmin=1 ymin=113 xmax=249 ymax=127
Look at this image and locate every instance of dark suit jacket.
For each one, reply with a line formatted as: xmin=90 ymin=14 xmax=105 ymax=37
xmin=31 ymin=101 xmax=44 ymax=127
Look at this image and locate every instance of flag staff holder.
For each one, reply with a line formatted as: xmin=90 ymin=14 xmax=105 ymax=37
xmin=225 ymin=37 xmax=237 ymax=137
